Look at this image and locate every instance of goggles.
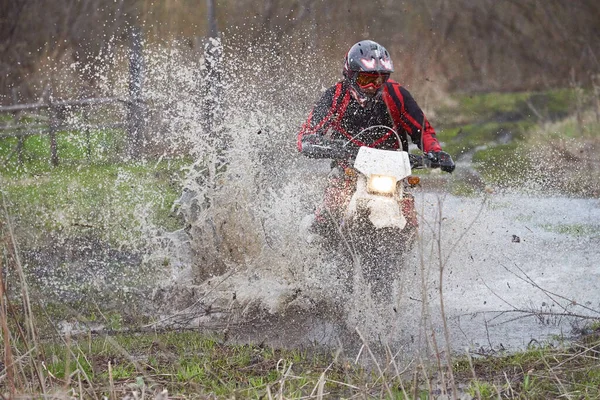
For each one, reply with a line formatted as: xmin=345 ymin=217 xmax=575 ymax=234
xmin=355 ymin=72 xmax=390 ymax=88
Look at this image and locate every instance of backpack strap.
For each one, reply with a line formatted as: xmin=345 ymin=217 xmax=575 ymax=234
xmin=312 ymin=82 xmax=345 ymax=133
xmin=332 ymin=85 xmax=396 ymax=148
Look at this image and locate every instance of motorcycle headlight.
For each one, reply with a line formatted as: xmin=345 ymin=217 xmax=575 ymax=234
xmin=367 ymin=175 xmax=397 ymax=195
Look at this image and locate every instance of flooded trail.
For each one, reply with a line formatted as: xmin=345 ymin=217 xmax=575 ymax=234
xmin=161 ymin=156 xmax=600 ymax=356
xmin=415 ymin=190 xmax=600 ymax=352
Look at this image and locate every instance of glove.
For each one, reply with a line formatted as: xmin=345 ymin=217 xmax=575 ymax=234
xmin=426 ymin=151 xmax=455 ymax=173
xmin=408 ymin=153 xmax=424 ymax=169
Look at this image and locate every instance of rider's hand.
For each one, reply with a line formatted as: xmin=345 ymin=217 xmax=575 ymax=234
xmin=427 ymin=151 xmax=455 ymax=173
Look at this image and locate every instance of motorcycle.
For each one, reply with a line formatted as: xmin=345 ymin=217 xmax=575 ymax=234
xmin=300 ymin=127 xmax=455 ymax=298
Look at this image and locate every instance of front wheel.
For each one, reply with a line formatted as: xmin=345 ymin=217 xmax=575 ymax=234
xmin=367 ymin=227 xmax=414 ymax=295
xmin=341 ymin=223 xmax=415 ymax=301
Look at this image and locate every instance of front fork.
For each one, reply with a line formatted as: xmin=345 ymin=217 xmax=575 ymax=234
xmin=402 ymin=193 xmax=418 ymax=228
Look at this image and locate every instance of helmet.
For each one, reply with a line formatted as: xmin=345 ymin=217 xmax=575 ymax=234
xmin=343 ymin=40 xmax=394 ymax=107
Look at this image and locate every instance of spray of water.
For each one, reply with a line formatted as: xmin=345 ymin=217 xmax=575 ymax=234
xmin=10 ymin=29 xmax=600 ymax=357
xmin=101 ymin=32 xmax=422 ymax=351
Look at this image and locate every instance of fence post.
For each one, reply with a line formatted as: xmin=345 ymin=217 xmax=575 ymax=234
xmin=10 ymin=90 xmax=24 ymax=165
xmin=48 ymin=105 xmax=65 ymax=167
xmin=593 ymin=74 xmax=600 ymax=124
xmin=83 ymin=109 xmax=92 ymax=159
xmin=127 ymin=26 xmax=145 ymax=159
xmin=12 ymin=112 xmax=24 ymax=165
xmin=202 ymin=0 xmax=224 ymax=148
xmin=207 ymin=0 xmax=218 ymax=38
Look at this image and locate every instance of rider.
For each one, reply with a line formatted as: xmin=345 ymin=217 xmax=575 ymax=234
xmin=297 ymin=40 xmax=455 ymax=235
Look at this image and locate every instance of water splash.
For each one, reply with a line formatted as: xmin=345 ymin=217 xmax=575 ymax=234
xmin=10 ymin=31 xmax=600 ymax=357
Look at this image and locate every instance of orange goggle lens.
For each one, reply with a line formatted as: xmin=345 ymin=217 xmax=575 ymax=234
xmin=355 ymin=72 xmax=389 ymax=87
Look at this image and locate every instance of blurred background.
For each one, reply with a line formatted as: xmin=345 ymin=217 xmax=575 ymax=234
xmin=2 ymin=0 xmax=600 ymax=104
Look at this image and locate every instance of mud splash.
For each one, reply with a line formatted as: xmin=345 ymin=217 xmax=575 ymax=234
xmin=11 ymin=32 xmax=599 ymax=358
xmin=152 ymin=181 xmax=600 ymax=357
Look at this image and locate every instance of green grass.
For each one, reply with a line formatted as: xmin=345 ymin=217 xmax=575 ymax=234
xmin=2 ymin=158 xmax=186 ymax=247
xmin=0 ymin=127 xmax=169 ymax=245
xmin=540 ymin=223 xmax=600 ymax=237
xmin=0 ymin=128 xmax=127 ymax=175
xmin=471 ymin=141 xmax=532 ymax=185
xmin=1 ymin=128 xmax=189 ymax=314
xmin=438 ymin=120 xmax=535 ymax=158
xmin=31 ymin=331 xmax=362 ymax=398
xmin=454 ymin=336 xmax=600 ymax=400
xmin=432 ymin=88 xmax=600 ymax=197
xmin=437 ymin=88 xmax=583 ymax=126
xmin=468 ymin=380 xmax=498 ymax=399
xmin=543 ymin=117 xmax=600 ymax=139
xmin=3 ymin=328 xmax=598 ymax=399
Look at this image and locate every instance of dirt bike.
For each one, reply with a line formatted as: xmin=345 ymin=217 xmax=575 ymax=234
xmin=300 ymin=126 xmax=455 ymax=298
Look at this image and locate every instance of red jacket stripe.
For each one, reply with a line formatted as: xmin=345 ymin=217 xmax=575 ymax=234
xmin=299 ymin=80 xmax=442 ymax=153
xmin=297 ymin=83 xmax=344 ymax=150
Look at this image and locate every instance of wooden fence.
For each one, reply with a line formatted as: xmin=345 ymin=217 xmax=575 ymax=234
xmin=1 ymin=25 xmax=224 ymax=168
xmin=0 ymin=28 xmax=146 ymax=167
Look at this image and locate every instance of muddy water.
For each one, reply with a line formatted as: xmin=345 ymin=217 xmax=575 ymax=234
xmin=159 ymin=155 xmax=600 ymax=357
xmin=31 ymin=158 xmax=598 ymax=357
xmin=416 ymin=190 xmax=600 ymax=352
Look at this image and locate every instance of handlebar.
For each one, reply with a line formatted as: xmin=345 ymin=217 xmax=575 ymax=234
xmin=410 ymin=152 xmax=455 ymax=173
xmin=409 ymin=153 xmax=426 ymax=169
xmin=301 ymin=134 xmax=455 ymax=173
xmin=300 ymin=136 xmax=357 ymax=160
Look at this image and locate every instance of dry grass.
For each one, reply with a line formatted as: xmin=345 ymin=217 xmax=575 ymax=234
xmin=526 ymin=109 xmax=600 ymax=197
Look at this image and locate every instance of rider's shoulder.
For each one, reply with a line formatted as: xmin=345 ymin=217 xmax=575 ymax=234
xmin=385 ymin=79 xmax=404 ymax=90
xmin=385 ymin=80 xmax=414 ymax=97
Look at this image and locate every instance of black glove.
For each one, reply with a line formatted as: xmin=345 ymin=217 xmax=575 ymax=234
xmin=409 ymin=153 xmax=425 ymax=169
xmin=426 ymin=151 xmax=455 ymax=173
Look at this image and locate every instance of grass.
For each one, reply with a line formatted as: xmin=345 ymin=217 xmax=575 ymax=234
xmin=3 ymin=162 xmax=186 ymax=250
xmin=471 ymin=141 xmax=532 ymax=186
xmin=0 ymin=327 xmax=597 ymax=399
xmin=0 ymin=126 xmax=190 ymax=331
xmin=454 ymin=331 xmax=600 ymax=400
xmin=438 ymin=120 xmax=535 ymax=159
xmin=1 ymin=154 xmax=187 ymax=249
xmin=0 ymin=128 xmax=127 ymax=175
xmin=539 ymin=223 xmax=600 ymax=238
xmin=437 ymin=88 xmax=583 ymax=127
xmin=8 ymin=330 xmax=368 ymax=398
xmin=433 ymin=87 xmax=600 ymax=197
xmin=0 ymin=125 xmax=193 ymax=250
